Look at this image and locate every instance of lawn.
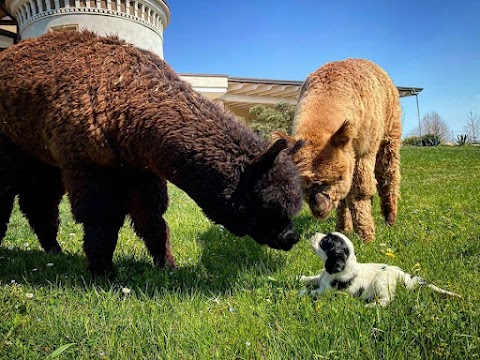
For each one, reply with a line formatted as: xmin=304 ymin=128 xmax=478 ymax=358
xmin=1 ymin=146 xmax=479 ymax=359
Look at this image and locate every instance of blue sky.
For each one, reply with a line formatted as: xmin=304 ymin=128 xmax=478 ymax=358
xmin=163 ymin=1 xmax=480 ymax=138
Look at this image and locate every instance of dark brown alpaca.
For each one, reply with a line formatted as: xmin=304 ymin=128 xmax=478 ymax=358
xmin=0 ymin=31 xmax=303 ymax=277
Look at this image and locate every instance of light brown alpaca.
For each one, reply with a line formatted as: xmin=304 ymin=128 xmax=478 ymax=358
xmin=276 ymin=59 xmax=401 ymax=241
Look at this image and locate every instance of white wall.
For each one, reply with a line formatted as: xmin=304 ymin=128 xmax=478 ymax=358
xmin=22 ymin=13 xmax=165 ymax=57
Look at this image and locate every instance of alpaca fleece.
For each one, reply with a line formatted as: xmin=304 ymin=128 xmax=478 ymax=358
xmin=0 ymin=135 xmax=64 ymax=254
xmin=0 ymin=31 xmax=303 ymax=276
xmin=276 ymin=59 xmax=401 ymax=241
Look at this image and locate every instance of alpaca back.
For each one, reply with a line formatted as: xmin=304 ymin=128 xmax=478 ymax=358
xmin=0 ymin=30 xmax=303 ymax=251
xmin=294 ymin=58 xmax=401 ymax=154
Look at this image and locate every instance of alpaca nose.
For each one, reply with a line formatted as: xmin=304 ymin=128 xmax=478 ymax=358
xmin=280 ymin=228 xmax=297 ymax=242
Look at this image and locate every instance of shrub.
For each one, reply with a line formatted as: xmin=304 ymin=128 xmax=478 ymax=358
xmin=421 ymin=133 xmax=441 ymax=146
xmin=456 ymin=134 xmax=469 ymax=146
xmin=403 ymin=136 xmax=422 ymax=146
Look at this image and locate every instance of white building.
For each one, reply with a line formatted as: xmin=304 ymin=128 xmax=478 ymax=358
xmin=0 ymin=0 xmax=422 ymax=119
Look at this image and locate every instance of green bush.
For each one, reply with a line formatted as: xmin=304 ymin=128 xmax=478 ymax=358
xmin=403 ymin=134 xmax=442 ymax=147
xmin=421 ymin=133 xmax=441 ymax=146
xmin=246 ymin=102 xmax=295 ymax=137
xmin=403 ymin=136 xmax=422 ymax=146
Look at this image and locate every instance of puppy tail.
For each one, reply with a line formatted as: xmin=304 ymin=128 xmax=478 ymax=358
xmin=404 ymin=274 xmax=462 ymax=298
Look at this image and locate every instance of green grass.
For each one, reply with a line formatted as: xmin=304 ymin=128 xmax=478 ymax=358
xmin=1 ymin=146 xmax=479 ymax=359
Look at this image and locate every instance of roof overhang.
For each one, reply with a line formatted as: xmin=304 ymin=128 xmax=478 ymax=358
xmin=181 ymin=74 xmax=424 ymax=118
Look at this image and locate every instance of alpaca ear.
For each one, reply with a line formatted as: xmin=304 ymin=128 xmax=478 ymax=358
xmin=271 ymin=131 xmax=304 ymax=156
xmin=331 ymin=121 xmax=354 ymax=148
xmin=241 ymin=138 xmax=287 ymax=186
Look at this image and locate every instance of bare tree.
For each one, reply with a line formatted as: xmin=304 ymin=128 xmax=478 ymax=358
xmin=464 ymin=111 xmax=480 ymax=143
xmin=420 ymin=111 xmax=450 ymax=141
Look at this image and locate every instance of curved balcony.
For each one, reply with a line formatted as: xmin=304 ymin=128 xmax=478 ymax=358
xmin=4 ymin=0 xmax=170 ymax=57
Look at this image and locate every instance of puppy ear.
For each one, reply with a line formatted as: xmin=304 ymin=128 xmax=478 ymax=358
xmin=325 ymin=254 xmax=347 ymax=274
xmin=321 ymin=233 xmax=350 ymax=274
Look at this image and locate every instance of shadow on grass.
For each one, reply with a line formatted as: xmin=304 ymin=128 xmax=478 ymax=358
xmin=0 ymin=225 xmax=295 ymax=297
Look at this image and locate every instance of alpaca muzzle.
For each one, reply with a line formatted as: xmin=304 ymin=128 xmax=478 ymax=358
xmin=310 ymin=193 xmax=333 ymax=219
xmin=273 ymin=228 xmax=299 ymax=251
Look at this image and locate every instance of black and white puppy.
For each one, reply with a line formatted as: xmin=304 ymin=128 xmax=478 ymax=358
xmin=300 ymin=232 xmax=461 ymax=307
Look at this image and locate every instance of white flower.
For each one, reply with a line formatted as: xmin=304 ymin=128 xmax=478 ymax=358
xmin=7 ymin=245 xmax=14 ymax=251
xmin=32 ymin=268 xmax=38 ymax=272
xmin=10 ymin=279 xmax=15 ymax=284
xmin=228 ymin=307 xmax=236 ymax=312
xmin=245 ymin=341 xmax=251 ymax=347
xmin=25 ymin=293 xmax=34 ymax=299
xmin=46 ymin=263 xmax=54 ymax=267
xmin=121 ymin=287 xmax=131 ymax=295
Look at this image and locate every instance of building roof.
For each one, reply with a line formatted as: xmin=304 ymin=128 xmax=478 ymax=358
xmin=180 ymin=74 xmax=424 ymax=118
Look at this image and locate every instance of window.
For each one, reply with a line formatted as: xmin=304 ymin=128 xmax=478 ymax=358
xmin=49 ymin=24 xmax=79 ymax=32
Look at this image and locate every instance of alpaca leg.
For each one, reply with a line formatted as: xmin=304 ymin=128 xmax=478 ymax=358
xmin=349 ymin=155 xmax=377 ymax=242
xmin=335 ymin=198 xmax=353 ymax=233
xmin=63 ymin=168 xmax=127 ymax=277
xmin=0 ymin=136 xmax=17 ymax=244
xmin=128 ymin=175 xmax=176 ymax=269
xmin=375 ymin=137 xmax=401 ymax=226
xmin=17 ymin=168 xmax=64 ymax=254
xmin=0 ymin=188 xmax=15 ymax=244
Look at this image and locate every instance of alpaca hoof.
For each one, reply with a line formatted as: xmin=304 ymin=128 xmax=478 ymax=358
xmin=358 ymin=231 xmax=375 ymax=243
xmin=89 ymin=263 xmax=117 ymax=279
xmin=46 ymin=244 xmax=63 ymax=255
xmin=154 ymin=255 xmax=177 ymax=270
xmin=386 ymin=213 xmax=396 ymax=226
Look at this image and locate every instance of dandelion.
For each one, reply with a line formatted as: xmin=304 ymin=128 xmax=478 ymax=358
xmin=121 ymin=287 xmax=131 ymax=295
xmin=385 ymin=252 xmax=395 ymax=258
xmin=25 ymin=293 xmax=34 ymax=299
xmin=412 ymin=262 xmax=421 ymax=272
xmin=99 ymin=351 xmax=106 ymax=357
xmin=46 ymin=263 xmax=54 ymax=267
xmin=245 ymin=341 xmax=251 ymax=347
xmin=228 ymin=307 xmax=236 ymax=312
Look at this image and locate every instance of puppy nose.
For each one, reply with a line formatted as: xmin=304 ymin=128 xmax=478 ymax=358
xmin=310 ymin=233 xmax=326 ymax=244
